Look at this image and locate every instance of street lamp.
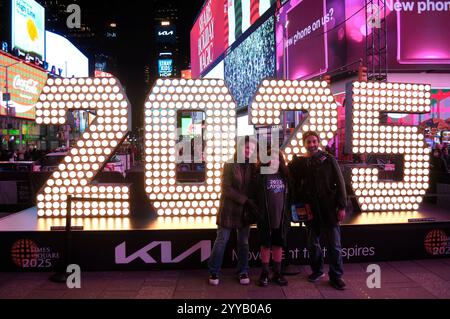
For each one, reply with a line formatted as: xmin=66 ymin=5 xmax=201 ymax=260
xmin=1 ymin=60 xmax=23 ymax=149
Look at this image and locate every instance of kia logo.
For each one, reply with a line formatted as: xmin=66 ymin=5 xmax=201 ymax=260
xmin=158 ymin=31 xmax=174 ymax=36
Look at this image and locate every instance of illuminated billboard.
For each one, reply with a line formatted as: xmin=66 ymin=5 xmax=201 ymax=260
xmin=345 ymin=0 xmax=450 ymax=69
xmin=0 ymin=52 xmax=47 ymax=120
xmin=158 ymin=59 xmax=173 ymax=77
xmin=190 ymin=0 xmax=226 ymax=78
xmin=11 ymin=0 xmax=45 ymax=59
xmin=225 ymin=0 xmax=277 ymax=47
xmin=276 ymin=0 xmax=450 ymax=80
xmin=276 ymin=0 xmax=346 ymax=80
xmin=45 ymin=31 xmax=89 ymax=77
xmin=224 ymin=16 xmax=275 ymax=108
xmin=190 ymin=0 xmax=277 ymax=78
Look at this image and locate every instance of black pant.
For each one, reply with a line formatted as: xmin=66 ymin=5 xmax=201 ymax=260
xmin=306 ymin=225 xmax=344 ymax=279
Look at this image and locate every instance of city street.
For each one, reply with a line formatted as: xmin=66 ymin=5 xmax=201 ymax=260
xmin=1 ymin=0 xmax=450 ymax=304
xmin=1 ymin=259 xmax=449 ymax=299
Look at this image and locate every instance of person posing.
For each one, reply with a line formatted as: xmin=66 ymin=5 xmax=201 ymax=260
xmin=254 ymin=150 xmax=291 ymax=287
xmin=208 ymin=136 xmax=258 ymax=286
xmin=289 ymin=131 xmax=347 ymax=290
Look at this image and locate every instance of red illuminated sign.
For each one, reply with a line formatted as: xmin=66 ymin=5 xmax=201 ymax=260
xmin=190 ymin=0 xmax=226 ymax=78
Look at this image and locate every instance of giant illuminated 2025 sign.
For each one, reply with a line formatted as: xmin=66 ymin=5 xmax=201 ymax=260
xmin=144 ymin=78 xmax=236 ymax=217
xmin=36 ymin=77 xmax=431 ymax=218
xmin=346 ymin=81 xmax=431 ymax=212
xmin=35 ymin=77 xmax=130 ymax=217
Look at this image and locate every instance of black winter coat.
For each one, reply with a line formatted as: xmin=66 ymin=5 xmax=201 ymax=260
xmin=288 ymin=151 xmax=347 ymax=228
xmin=217 ymin=162 xmax=255 ymax=229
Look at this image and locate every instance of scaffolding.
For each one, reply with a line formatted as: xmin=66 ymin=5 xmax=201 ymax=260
xmin=365 ymin=0 xmax=388 ymax=81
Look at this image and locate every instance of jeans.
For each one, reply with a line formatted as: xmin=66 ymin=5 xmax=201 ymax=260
xmin=306 ymin=225 xmax=344 ymax=280
xmin=208 ymin=225 xmax=250 ymax=276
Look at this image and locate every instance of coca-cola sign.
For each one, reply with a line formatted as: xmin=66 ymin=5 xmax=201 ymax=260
xmin=13 ymin=75 xmax=39 ymax=96
xmin=0 ymin=51 xmax=47 ymax=119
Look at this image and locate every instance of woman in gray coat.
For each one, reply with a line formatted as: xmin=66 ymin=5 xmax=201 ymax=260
xmin=208 ymin=136 xmax=258 ymax=286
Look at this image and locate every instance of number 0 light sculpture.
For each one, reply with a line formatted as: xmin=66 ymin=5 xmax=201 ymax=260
xmin=144 ymin=78 xmax=236 ymax=217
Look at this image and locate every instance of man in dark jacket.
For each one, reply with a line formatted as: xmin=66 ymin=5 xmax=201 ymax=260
xmin=289 ymin=131 xmax=347 ymax=290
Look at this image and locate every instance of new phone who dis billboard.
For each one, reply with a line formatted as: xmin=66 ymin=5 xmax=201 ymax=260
xmin=11 ymin=0 xmax=45 ymax=59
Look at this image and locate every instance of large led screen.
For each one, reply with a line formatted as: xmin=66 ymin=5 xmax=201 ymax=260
xmin=226 ymin=0 xmax=277 ymax=47
xmin=276 ymin=0 xmax=346 ymax=79
xmin=277 ymin=0 xmax=450 ymax=79
xmin=224 ymin=16 xmax=275 ymax=108
xmin=11 ymin=0 xmax=45 ymax=59
xmin=0 ymin=52 xmax=47 ymax=120
xmin=190 ymin=0 xmax=226 ymax=78
xmin=191 ymin=0 xmax=278 ymax=78
xmin=345 ymin=0 xmax=450 ymax=70
xmin=45 ymin=31 xmax=89 ymax=77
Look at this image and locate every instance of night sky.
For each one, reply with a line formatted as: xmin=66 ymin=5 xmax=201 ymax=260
xmin=110 ymin=0 xmax=204 ymax=130
xmin=43 ymin=0 xmax=206 ymax=129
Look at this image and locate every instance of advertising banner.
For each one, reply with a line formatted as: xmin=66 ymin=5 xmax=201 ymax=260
xmin=346 ymin=0 xmax=450 ymax=70
xmin=0 ymin=52 xmax=47 ymax=120
xmin=45 ymin=31 xmax=89 ymax=77
xmin=190 ymin=0 xmax=226 ymax=78
xmin=191 ymin=0 xmax=278 ymax=77
xmin=11 ymin=0 xmax=45 ymax=59
xmin=1 ymin=223 xmax=449 ymax=270
xmin=225 ymin=0 xmax=277 ymax=47
xmin=224 ymin=16 xmax=275 ymax=108
xmin=276 ymin=0 xmax=347 ymax=79
xmin=277 ymin=0 xmax=450 ymax=80
xmin=158 ymin=59 xmax=173 ymax=77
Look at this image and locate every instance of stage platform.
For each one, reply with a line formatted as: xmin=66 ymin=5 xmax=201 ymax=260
xmin=0 ymin=205 xmax=449 ymax=271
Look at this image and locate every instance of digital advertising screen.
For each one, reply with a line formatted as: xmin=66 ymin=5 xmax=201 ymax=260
xmin=11 ymin=0 xmax=45 ymax=59
xmin=0 ymin=52 xmax=47 ymax=120
xmin=190 ymin=0 xmax=226 ymax=78
xmin=225 ymin=0 xmax=277 ymax=47
xmin=276 ymin=0 xmax=450 ymax=79
xmin=158 ymin=59 xmax=173 ymax=77
xmin=45 ymin=31 xmax=89 ymax=77
xmin=276 ymin=0 xmax=347 ymax=80
xmin=190 ymin=0 xmax=278 ymax=78
xmin=224 ymin=16 xmax=275 ymax=109
xmin=345 ymin=0 xmax=450 ymax=71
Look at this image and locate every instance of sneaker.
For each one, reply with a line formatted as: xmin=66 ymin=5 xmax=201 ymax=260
xmin=307 ymin=272 xmax=325 ymax=283
xmin=330 ymin=277 xmax=346 ymax=290
xmin=209 ymin=274 xmax=219 ymax=286
xmin=238 ymin=273 xmax=250 ymax=285
xmin=272 ymin=272 xmax=288 ymax=286
xmin=258 ymin=272 xmax=269 ymax=287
